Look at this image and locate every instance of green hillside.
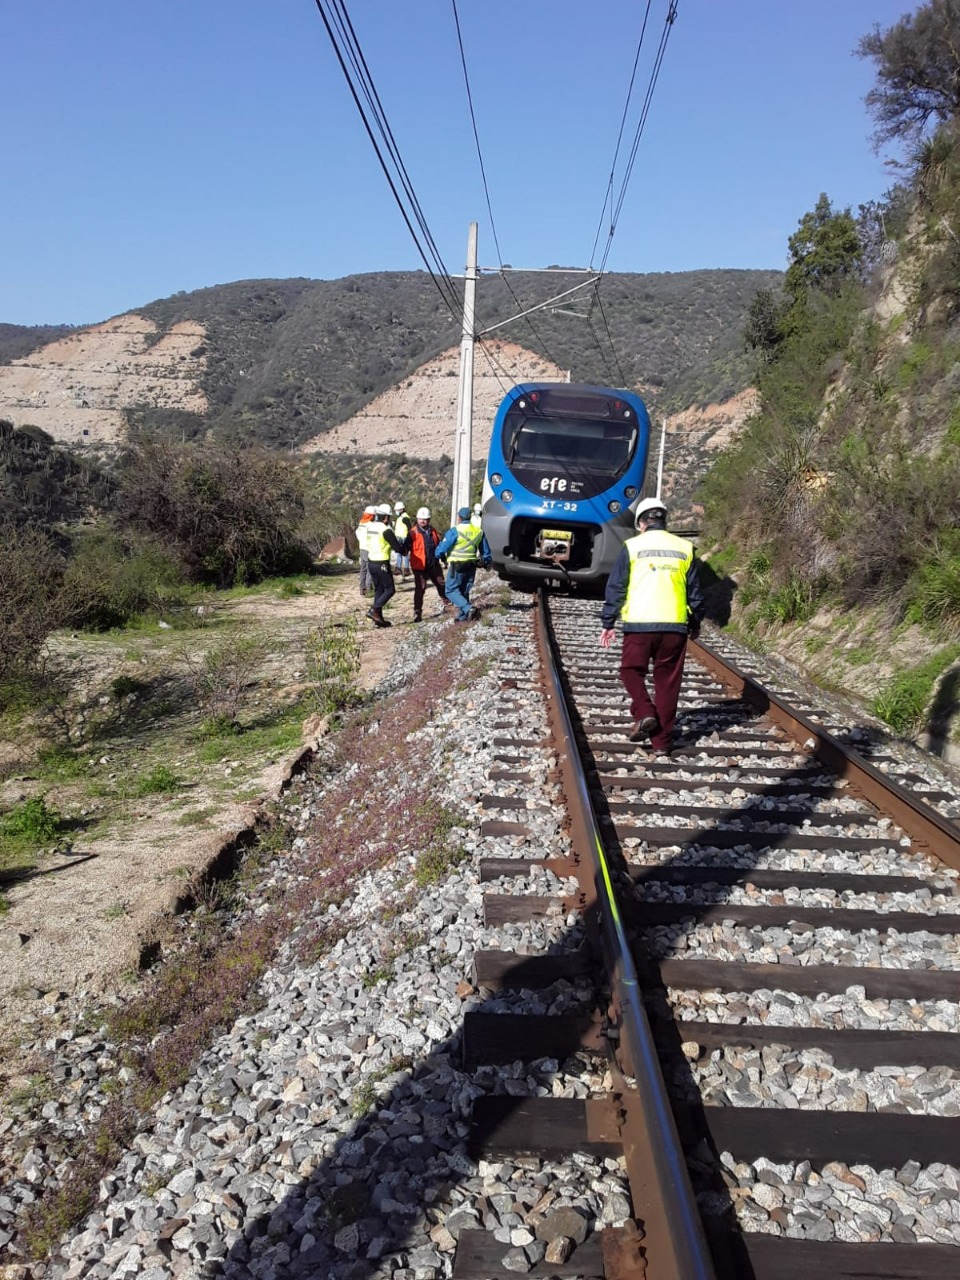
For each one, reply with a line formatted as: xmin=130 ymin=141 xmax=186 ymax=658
xmin=698 ymin=0 xmax=960 ymax=748
xmin=1 ymin=269 xmax=779 ymax=450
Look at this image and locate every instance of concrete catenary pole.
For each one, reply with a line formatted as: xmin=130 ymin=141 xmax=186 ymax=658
xmin=656 ymin=417 xmax=667 ymax=500
xmin=450 ymin=222 xmax=478 ymax=520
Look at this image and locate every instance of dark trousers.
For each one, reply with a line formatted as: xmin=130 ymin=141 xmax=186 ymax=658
xmin=368 ymin=561 xmax=395 ymax=611
xmin=620 ymin=631 xmax=687 ymax=751
xmin=444 ymin=563 xmax=477 ymax=620
xmin=413 ymin=565 xmax=447 ymax=613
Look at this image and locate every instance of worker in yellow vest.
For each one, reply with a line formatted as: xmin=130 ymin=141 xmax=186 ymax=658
xmin=365 ymin=503 xmax=406 ymax=627
xmin=355 ymin=505 xmax=376 ymax=597
xmin=599 ymin=498 xmax=704 ymax=757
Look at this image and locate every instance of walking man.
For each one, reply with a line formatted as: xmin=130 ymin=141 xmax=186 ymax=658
xmin=435 ymin=506 xmax=491 ymax=623
xmin=365 ymin=503 xmax=406 ymax=628
xmin=404 ymin=507 xmax=449 ymax=621
xmin=599 ymin=497 xmax=705 ymax=757
xmin=355 ymin=505 xmax=376 ymax=597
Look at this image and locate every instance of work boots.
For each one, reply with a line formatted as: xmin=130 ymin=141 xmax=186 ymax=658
xmin=367 ymin=607 xmax=392 ymax=629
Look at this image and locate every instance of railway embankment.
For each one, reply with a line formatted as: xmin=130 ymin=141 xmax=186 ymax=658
xmin=704 ymin=582 xmax=960 ymax=772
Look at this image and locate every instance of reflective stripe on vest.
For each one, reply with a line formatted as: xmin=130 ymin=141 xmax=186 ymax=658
xmin=622 ymin=529 xmax=693 ymax=624
xmin=448 ymin=523 xmax=482 ymax=563
xmin=366 ymin=522 xmax=392 ymax=563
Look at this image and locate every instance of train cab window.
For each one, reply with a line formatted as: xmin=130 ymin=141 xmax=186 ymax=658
xmin=507 ymin=416 xmax=635 ymax=473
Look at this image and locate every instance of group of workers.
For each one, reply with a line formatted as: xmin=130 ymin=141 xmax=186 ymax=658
xmin=354 ymin=492 xmax=704 ymax=759
xmin=355 ymin=500 xmax=491 ymax=628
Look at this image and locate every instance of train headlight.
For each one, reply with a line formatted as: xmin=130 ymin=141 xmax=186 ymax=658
xmin=608 ymin=500 xmax=622 ymax=514
xmin=624 ymin=485 xmax=638 ymax=500
xmin=490 ymin=472 xmax=503 ymax=486
xmin=500 ymin=489 xmax=514 ymax=503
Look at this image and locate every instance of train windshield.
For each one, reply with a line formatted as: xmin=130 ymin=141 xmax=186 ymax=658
xmin=505 ymin=413 xmax=636 ymax=475
xmin=495 ymin=386 xmax=645 ymax=501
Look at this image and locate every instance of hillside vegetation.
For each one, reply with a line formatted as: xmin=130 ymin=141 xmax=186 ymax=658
xmin=3 ymin=269 xmax=779 ymax=450
xmin=700 ymin=0 xmax=960 ymax=748
xmin=0 ymin=323 xmax=75 ymax=364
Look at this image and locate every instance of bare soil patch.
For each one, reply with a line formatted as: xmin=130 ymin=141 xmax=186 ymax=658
xmin=0 ymin=565 xmax=432 ymax=1067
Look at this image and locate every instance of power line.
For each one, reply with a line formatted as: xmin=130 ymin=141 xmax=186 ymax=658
xmin=599 ymin=1 xmax=680 ymax=275
xmin=312 ymin=0 xmax=463 ymax=323
xmin=589 ymin=0 xmax=654 ymax=271
xmin=451 ymin=0 xmax=503 ymax=271
xmin=450 ymin=0 xmax=563 ymax=373
xmin=592 ymin=283 xmax=627 ymax=385
xmin=586 ymin=1 xmax=677 ymax=382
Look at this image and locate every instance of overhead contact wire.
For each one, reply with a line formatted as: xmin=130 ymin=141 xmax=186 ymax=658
xmin=598 ymin=0 xmax=679 ymax=274
xmin=313 ymin=0 xmax=463 ymax=322
xmin=589 ymin=0 xmax=654 ymax=271
xmin=450 ymin=0 xmax=563 ymax=373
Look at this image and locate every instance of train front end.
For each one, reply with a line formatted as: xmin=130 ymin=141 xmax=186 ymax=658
xmin=483 ymin=383 xmax=650 ymax=586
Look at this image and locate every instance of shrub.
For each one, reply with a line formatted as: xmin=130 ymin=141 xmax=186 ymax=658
xmin=872 ymin=643 xmax=960 ymax=735
xmin=114 ymin=440 xmax=309 ymax=586
xmin=185 ymin=632 xmax=268 ymax=725
xmin=754 ymin=570 xmax=819 ymax=624
xmin=905 ymin=531 xmax=960 ymax=627
xmin=0 ymin=795 xmax=61 ymax=846
xmin=309 ymin=614 xmax=362 ymax=715
xmin=0 ymin=521 xmax=64 ymax=697
xmin=129 ymin=765 xmax=181 ymax=797
xmin=61 ymin=530 xmax=186 ymax=631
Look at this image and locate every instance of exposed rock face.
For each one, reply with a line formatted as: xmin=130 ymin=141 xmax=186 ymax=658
xmin=300 ymin=340 xmax=569 ymax=461
xmin=0 ymin=314 xmax=208 ymax=444
xmin=657 ymin=387 xmax=760 ymax=518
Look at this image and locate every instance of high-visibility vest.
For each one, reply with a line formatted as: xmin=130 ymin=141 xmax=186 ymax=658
xmin=621 ymin=529 xmax=693 ymax=625
xmin=448 ymin=521 xmax=483 ymax=563
xmin=366 ymin=521 xmax=392 ymax=563
xmin=394 ymin=512 xmax=411 ymax=540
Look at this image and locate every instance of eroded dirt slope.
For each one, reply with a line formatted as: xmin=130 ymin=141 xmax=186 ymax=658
xmin=300 ymin=340 xmax=569 ymax=460
xmin=0 ymin=315 xmax=207 ymax=444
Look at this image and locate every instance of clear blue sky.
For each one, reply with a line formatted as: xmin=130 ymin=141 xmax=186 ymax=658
xmin=1 ymin=0 xmax=912 ymax=325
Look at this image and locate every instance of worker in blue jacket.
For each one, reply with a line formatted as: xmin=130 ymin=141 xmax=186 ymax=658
xmin=435 ymin=507 xmax=491 ymax=623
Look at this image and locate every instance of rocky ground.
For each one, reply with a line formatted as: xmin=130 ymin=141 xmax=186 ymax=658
xmin=2 ymin=592 xmax=959 ymax=1277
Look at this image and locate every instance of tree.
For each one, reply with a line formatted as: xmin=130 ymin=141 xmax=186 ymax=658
xmin=858 ymin=0 xmax=960 ymax=149
xmin=784 ymin=195 xmax=862 ymax=300
xmin=744 ymin=288 xmax=788 ymax=360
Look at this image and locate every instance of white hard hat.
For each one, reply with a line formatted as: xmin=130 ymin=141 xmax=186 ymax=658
xmin=376 ymin=503 xmax=392 ymax=516
xmin=473 ymin=503 xmax=482 ymax=514
xmin=363 ymin=505 xmax=376 ymax=515
xmin=635 ymin=496 xmax=667 ymax=524
xmin=394 ymin=500 xmax=405 ymax=512
xmin=416 ymin=507 xmax=430 ymax=520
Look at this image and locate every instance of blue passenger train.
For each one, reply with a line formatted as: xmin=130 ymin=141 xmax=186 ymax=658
xmin=481 ymin=382 xmax=652 ymax=586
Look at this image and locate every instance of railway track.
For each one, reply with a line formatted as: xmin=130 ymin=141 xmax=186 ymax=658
xmin=459 ymin=592 xmax=960 ymax=1278
xmin=10 ymin=587 xmax=960 ymax=1279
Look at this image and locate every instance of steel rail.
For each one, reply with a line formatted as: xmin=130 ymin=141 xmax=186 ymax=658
xmin=536 ymin=592 xmax=715 ymax=1280
xmin=689 ymin=637 xmax=960 ymax=871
